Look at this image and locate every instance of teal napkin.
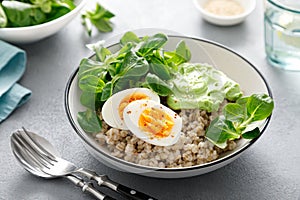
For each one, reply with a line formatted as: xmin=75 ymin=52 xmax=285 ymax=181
xmin=0 ymin=40 xmax=31 ymax=123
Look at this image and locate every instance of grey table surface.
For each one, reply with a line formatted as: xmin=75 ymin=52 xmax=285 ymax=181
xmin=1 ymin=0 xmax=300 ymax=199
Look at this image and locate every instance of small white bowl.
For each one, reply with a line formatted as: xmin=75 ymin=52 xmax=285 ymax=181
xmin=0 ymin=0 xmax=86 ymax=44
xmin=194 ymin=0 xmax=256 ymax=26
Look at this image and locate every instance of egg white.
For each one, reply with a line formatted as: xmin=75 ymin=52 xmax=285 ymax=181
xmin=123 ymin=100 xmax=182 ymax=146
xmin=101 ymin=88 xmax=160 ymax=130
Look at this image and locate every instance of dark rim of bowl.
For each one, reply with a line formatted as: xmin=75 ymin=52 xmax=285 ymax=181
xmin=64 ymin=35 xmax=273 ymax=172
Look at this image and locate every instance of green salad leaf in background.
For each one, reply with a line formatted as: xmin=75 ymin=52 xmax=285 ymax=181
xmin=81 ymin=3 xmax=115 ymax=36
xmin=0 ymin=0 xmax=75 ymax=27
xmin=0 ymin=3 xmax=7 ymax=28
xmin=0 ymin=0 xmax=115 ymax=37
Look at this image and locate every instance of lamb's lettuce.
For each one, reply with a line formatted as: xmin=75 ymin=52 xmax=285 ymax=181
xmin=120 ymin=31 xmax=140 ymax=46
xmin=165 ymin=40 xmax=191 ymax=70
xmin=138 ymin=33 xmax=168 ymax=56
xmin=0 ymin=0 xmax=75 ymax=27
xmin=77 ymin=32 xmax=191 ymax=133
xmin=78 ymin=32 xmax=191 ymax=104
xmin=81 ymin=3 xmax=115 ymax=36
xmin=77 ymin=109 xmax=102 ymax=133
xmin=206 ymin=94 xmax=274 ymax=148
xmin=0 ymin=4 xmax=7 ymax=27
xmin=144 ymin=73 xmax=173 ymax=96
xmin=2 ymin=1 xmax=46 ymax=27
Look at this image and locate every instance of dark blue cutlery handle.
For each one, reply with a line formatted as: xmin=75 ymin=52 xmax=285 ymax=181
xmin=117 ymin=184 xmax=158 ymax=200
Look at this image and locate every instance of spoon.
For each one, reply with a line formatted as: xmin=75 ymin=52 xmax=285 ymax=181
xmin=11 ymin=130 xmax=115 ymax=200
xmin=11 ymin=128 xmax=157 ymax=200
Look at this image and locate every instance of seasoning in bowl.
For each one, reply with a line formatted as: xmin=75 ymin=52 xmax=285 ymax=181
xmin=204 ymin=0 xmax=244 ymax=16
xmin=194 ymin=0 xmax=256 ymax=26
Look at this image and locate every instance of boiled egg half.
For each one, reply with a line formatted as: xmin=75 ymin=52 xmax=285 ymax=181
xmin=101 ymin=88 xmax=160 ymax=130
xmin=123 ymin=100 xmax=182 ymax=146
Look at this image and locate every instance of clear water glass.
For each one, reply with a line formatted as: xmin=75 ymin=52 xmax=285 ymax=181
xmin=264 ymin=0 xmax=300 ymax=71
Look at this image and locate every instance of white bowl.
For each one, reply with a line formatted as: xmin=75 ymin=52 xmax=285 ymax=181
xmin=0 ymin=0 xmax=86 ymax=44
xmin=65 ymin=34 xmax=272 ymax=178
xmin=194 ymin=0 xmax=256 ymax=26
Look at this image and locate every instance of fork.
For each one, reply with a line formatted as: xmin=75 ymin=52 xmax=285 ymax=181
xmin=11 ymin=133 xmax=115 ymax=200
xmin=13 ymin=128 xmax=157 ymax=200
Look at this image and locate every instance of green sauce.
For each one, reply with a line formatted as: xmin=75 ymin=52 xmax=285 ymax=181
xmin=166 ymin=63 xmax=243 ymax=112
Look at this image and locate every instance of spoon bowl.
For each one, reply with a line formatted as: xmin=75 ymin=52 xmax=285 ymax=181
xmin=11 ymin=134 xmax=53 ymax=178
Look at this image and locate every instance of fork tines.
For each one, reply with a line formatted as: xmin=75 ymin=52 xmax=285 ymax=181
xmin=12 ymin=129 xmax=56 ymax=169
xmin=22 ymin=127 xmax=57 ymax=161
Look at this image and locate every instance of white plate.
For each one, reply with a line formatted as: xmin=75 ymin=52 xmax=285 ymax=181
xmin=65 ymin=33 xmax=272 ymax=178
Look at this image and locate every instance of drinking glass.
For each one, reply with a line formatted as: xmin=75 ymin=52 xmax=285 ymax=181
xmin=264 ymin=0 xmax=300 ymax=71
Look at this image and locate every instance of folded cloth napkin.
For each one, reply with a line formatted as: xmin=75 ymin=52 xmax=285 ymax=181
xmin=0 ymin=40 xmax=31 ymax=123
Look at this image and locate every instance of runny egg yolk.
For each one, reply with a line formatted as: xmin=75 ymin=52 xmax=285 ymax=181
xmin=138 ymin=107 xmax=174 ymax=139
xmin=118 ymin=93 xmax=149 ymax=120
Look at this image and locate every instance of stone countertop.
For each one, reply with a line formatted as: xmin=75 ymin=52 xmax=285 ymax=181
xmin=1 ymin=0 xmax=300 ymax=199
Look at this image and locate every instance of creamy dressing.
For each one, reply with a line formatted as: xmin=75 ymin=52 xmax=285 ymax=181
xmin=166 ymin=63 xmax=242 ymax=112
